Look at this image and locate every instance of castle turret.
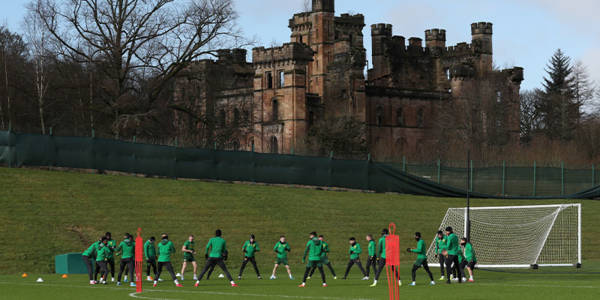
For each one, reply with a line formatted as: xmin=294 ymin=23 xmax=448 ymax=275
xmin=370 ymin=24 xmax=392 ymax=78
xmin=425 ymin=29 xmax=446 ymax=48
xmin=471 ymin=22 xmax=492 ymax=54
xmin=312 ymin=0 xmax=334 ymax=13
xmin=471 ymin=22 xmax=493 ymax=72
xmin=371 ymin=24 xmax=392 ymax=57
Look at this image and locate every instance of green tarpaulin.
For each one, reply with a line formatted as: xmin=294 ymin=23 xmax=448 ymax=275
xmin=1 ymin=131 xmax=599 ymax=199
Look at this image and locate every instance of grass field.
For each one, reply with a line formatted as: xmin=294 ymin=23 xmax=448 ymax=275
xmin=1 ymin=167 xmax=599 ymax=299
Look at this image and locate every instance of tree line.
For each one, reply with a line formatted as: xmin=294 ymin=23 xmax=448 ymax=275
xmin=0 ymin=0 xmax=241 ymax=142
xmin=520 ymin=49 xmax=600 ymax=165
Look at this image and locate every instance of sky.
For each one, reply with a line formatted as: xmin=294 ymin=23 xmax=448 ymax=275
xmin=2 ymin=0 xmax=599 ymax=91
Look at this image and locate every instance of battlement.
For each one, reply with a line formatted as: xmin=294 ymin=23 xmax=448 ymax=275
xmin=252 ymin=43 xmax=314 ymax=65
xmin=335 ymin=13 xmax=365 ymax=26
xmin=289 ymin=12 xmax=312 ymax=30
xmin=446 ymin=42 xmax=473 ymax=56
xmin=425 ymin=29 xmax=446 ymax=41
xmin=471 ymin=22 xmax=493 ymax=35
xmin=371 ymin=23 xmax=392 ymax=37
xmin=408 ymin=37 xmax=423 ymax=48
xmin=216 ymin=48 xmax=248 ymax=64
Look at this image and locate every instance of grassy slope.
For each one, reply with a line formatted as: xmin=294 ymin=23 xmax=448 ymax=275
xmin=1 ymin=167 xmax=600 ymax=299
xmin=1 ymin=167 xmax=598 ymax=275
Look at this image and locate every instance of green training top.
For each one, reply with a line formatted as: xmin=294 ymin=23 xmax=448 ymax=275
xmin=303 ymin=238 xmax=322 ymax=261
xmin=320 ymin=241 xmax=330 ymax=258
xmin=242 ymin=240 xmax=259 ymax=258
xmin=116 ymin=239 xmax=135 ymax=259
xmin=82 ymin=241 xmax=98 ymax=258
xmin=378 ymin=236 xmax=387 ymax=259
xmin=183 ymin=240 xmax=195 ymax=259
xmin=410 ymin=239 xmax=427 ymax=260
xmin=144 ymin=240 xmax=156 ymax=259
xmin=106 ymin=239 xmax=117 ymax=259
xmin=96 ymin=244 xmax=110 ymax=262
xmin=435 ymin=235 xmax=447 ymax=254
xmin=206 ymin=237 xmax=227 ymax=258
xmin=274 ymin=241 xmax=290 ymax=258
xmin=349 ymin=243 xmax=362 ymax=260
xmin=157 ymin=240 xmax=175 ymax=262
xmin=464 ymin=243 xmax=477 ymax=262
xmin=368 ymin=240 xmax=376 ymax=257
xmin=445 ymin=233 xmax=459 ymax=256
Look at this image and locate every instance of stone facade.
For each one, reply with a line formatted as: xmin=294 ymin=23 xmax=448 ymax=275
xmin=173 ymin=0 xmax=523 ymax=159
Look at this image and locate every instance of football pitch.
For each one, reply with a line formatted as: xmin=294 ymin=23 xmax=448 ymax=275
xmin=1 ymin=167 xmax=600 ymax=299
xmin=2 ymin=265 xmax=600 ymax=300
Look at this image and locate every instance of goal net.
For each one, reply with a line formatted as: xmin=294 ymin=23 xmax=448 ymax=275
xmin=426 ymin=204 xmax=581 ymax=268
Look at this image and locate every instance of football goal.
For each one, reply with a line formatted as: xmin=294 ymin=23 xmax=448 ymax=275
xmin=426 ymin=204 xmax=581 ymax=268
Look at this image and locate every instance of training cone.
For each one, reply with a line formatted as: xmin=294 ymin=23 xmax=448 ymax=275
xmin=36 ymin=278 xmax=44 ymax=283
xmin=61 ymin=274 xmax=68 ymax=279
xmin=218 ymin=274 xmax=225 ymax=278
xmin=21 ymin=273 xmax=28 ymax=278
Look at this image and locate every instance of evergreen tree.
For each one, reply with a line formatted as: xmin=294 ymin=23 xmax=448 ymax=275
xmin=536 ymin=49 xmax=579 ymax=140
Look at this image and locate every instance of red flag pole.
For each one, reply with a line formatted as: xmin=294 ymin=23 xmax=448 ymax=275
xmin=386 ymin=223 xmax=400 ymax=300
xmin=135 ymin=228 xmax=143 ymax=293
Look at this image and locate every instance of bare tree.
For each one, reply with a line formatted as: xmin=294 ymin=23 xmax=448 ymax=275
xmin=571 ymin=60 xmax=596 ymax=115
xmin=0 ymin=27 xmax=27 ymax=130
xmin=24 ymin=1 xmax=52 ymax=134
xmin=520 ymin=90 xmax=542 ymax=144
xmin=31 ymin=0 xmax=242 ymax=138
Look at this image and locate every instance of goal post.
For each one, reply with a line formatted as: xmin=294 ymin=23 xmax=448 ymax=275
xmin=426 ymin=204 xmax=581 ymax=268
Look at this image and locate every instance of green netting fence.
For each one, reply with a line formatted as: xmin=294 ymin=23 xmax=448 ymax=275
xmin=1 ymin=130 xmax=600 ymax=199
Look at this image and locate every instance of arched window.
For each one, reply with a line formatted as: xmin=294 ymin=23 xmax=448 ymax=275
xmin=250 ymin=138 xmax=255 ymax=151
xmin=416 ymin=108 xmax=424 ymax=128
xmin=272 ymin=99 xmax=279 ymax=121
xmin=270 ymin=136 xmax=278 ymax=154
xmin=232 ymin=139 xmax=240 ymax=151
xmin=233 ymin=109 xmax=240 ymax=126
xmin=376 ymin=106 xmax=384 ymax=127
xmin=395 ymin=137 xmax=407 ymax=154
xmin=396 ymin=107 xmax=404 ymax=126
xmin=219 ymin=109 xmax=226 ymax=127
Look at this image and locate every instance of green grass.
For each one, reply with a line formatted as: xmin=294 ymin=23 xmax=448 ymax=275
xmin=1 ymin=167 xmax=599 ymax=299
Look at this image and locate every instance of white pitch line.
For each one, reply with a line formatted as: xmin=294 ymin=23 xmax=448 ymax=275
xmin=478 ymin=283 xmax=600 ymax=289
xmin=128 ymin=291 xmax=179 ymax=300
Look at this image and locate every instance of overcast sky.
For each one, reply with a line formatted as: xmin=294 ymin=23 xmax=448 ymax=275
xmin=2 ymin=0 xmax=599 ymax=91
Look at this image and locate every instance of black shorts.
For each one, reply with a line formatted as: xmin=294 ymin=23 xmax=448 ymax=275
xmin=467 ymin=261 xmax=476 ymax=269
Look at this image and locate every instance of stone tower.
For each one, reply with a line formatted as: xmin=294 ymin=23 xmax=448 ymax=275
xmin=252 ymin=43 xmax=314 ymax=154
xmin=312 ymin=0 xmax=334 ymax=12
xmin=471 ymin=22 xmax=493 ymax=73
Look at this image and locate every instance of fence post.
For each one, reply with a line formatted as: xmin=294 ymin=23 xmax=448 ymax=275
xmin=502 ymin=160 xmax=506 ymax=196
xmin=367 ymin=153 xmax=371 ymax=162
xmin=402 ymin=156 xmax=406 ymax=172
xmin=291 ymin=147 xmax=294 ymax=155
xmin=91 ymin=129 xmax=95 ymax=138
xmin=437 ymin=159 xmax=441 ymax=184
xmin=533 ymin=161 xmax=537 ymax=197
xmin=49 ymin=127 xmax=53 ymax=136
xmin=470 ymin=160 xmax=473 ymax=192
xmin=133 ymin=136 xmax=136 ymax=143
xmin=593 ymin=165 xmax=595 ymax=187
xmin=174 ymin=137 xmax=178 ymax=147
xmin=214 ymin=141 xmax=217 ymax=150
xmin=561 ymin=161 xmax=565 ymax=196
xmin=251 ymin=142 xmax=255 ymax=153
